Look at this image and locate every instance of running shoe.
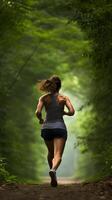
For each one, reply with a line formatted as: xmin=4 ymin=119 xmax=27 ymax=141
xmin=49 ymin=169 xmax=58 ymax=187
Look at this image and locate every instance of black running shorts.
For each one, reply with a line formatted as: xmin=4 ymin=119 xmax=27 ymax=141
xmin=41 ymin=128 xmax=67 ymax=141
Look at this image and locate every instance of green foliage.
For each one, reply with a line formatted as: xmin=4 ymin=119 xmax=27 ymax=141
xmin=0 ymin=157 xmax=17 ymax=183
xmin=0 ymin=0 xmax=89 ymax=182
xmin=0 ymin=0 xmax=47 ymax=183
xmin=1 ymin=0 xmax=112 ymax=182
xmin=36 ymin=0 xmax=112 ymax=180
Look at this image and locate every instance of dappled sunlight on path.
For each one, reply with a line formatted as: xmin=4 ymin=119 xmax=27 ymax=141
xmin=42 ymin=176 xmax=80 ymax=185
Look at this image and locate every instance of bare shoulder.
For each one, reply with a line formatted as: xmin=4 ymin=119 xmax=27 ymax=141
xmin=65 ymin=96 xmax=71 ymax=101
xmin=39 ymin=93 xmax=50 ymax=102
xmin=60 ymin=94 xmax=71 ymax=102
xmin=58 ymin=93 xmax=68 ymax=102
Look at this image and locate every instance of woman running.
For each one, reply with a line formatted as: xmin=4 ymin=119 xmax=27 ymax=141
xmin=35 ymin=75 xmax=75 ymax=187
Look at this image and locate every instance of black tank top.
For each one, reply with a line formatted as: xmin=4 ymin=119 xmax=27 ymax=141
xmin=45 ymin=94 xmax=64 ymax=122
xmin=41 ymin=94 xmax=67 ymax=130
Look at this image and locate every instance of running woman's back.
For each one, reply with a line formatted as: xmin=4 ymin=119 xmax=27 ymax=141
xmin=44 ymin=94 xmax=65 ymax=122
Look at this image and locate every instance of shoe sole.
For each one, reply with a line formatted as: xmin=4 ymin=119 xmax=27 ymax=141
xmin=49 ymin=171 xmax=57 ymax=187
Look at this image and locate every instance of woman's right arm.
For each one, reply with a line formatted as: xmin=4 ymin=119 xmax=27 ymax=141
xmin=35 ymin=96 xmax=44 ymax=124
xmin=63 ymin=96 xmax=75 ymax=116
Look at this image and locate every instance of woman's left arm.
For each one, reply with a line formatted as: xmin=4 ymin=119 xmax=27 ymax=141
xmin=35 ymin=97 xmax=44 ymax=124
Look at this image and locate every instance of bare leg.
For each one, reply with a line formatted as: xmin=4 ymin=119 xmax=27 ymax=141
xmin=52 ymin=138 xmax=66 ymax=171
xmin=44 ymin=140 xmax=54 ymax=169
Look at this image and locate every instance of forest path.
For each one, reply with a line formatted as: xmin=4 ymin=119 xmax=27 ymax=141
xmin=0 ymin=178 xmax=112 ymax=200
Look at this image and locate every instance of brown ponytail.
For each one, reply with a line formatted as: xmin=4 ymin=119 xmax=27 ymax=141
xmin=37 ymin=75 xmax=61 ymax=93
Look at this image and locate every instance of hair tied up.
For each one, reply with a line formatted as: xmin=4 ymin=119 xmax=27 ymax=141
xmin=46 ymin=79 xmax=51 ymax=83
xmin=37 ymin=75 xmax=61 ymax=93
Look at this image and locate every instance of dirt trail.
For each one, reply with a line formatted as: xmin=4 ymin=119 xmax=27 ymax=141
xmin=0 ymin=178 xmax=112 ymax=200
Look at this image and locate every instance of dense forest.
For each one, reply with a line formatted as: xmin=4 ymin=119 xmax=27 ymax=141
xmin=0 ymin=0 xmax=112 ymax=183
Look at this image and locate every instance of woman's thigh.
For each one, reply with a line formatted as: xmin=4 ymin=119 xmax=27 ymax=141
xmin=53 ymin=137 xmax=66 ymax=157
xmin=44 ymin=140 xmax=54 ymax=156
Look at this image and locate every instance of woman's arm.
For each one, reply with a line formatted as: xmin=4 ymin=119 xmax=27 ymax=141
xmin=35 ymin=97 xmax=44 ymax=124
xmin=63 ymin=96 xmax=75 ymax=116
